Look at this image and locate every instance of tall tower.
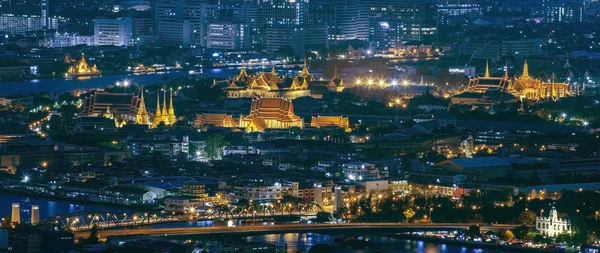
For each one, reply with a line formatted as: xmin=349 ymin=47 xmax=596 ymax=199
xmin=168 ymin=88 xmax=176 ymax=124
xmin=31 ymin=205 xmax=39 ymax=224
xmin=161 ymin=88 xmax=169 ymax=125
xmin=465 ymin=135 xmax=474 ymax=158
xmin=11 ymin=203 xmax=20 ymax=223
xmin=522 ymin=60 xmax=530 ymax=79
xmin=152 ymin=91 xmax=162 ymax=127
xmin=136 ymin=86 xmax=149 ymax=125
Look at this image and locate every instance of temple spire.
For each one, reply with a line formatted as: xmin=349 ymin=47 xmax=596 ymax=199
xmin=332 ymin=65 xmax=340 ymax=79
xmin=136 ymin=86 xmax=149 ymax=125
xmin=522 ymin=60 xmax=530 ymax=79
xmin=168 ymin=88 xmax=176 ymax=124
xmin=484 ymin=60 xmax=490 ymax=78
xmin=161 ymin=87 xmax=169 ymax=125
xmin=301 ymin=57 xmax=310 ymax=76
xmin=271 ymin=65 xmax=276 ymax=76
xmin=152 ymin=90 xmax=162 ymax=127
xmin=503 ymin=60 xmax=509 ymax=79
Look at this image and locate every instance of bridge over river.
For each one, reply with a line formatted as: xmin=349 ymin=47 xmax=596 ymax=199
xmin=75 ymin=223 xmax=520 ymax=240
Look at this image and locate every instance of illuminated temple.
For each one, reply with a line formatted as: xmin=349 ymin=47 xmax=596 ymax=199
xmin=65 ymin=54 xmax=101 ymax=77
xmin=151 ymin=88 xmax=177 ymax=128
xmin=513 ymin=61 xmax=573 ymax=101
xmin=217 ymin=59 xmax=344 ymax=99
xmin=193 ymin=97 xmax=350 ymax=132
xmin=452 ymin=60 xmax=574 ymax=105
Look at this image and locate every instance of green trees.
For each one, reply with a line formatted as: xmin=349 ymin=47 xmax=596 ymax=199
xmin=500 ymin=230 xmax=514 ymax=241
xmin=518 ymin=210 xmax=537 ymax=224
xmin=203 ymin=134 xmax=231 ymax=160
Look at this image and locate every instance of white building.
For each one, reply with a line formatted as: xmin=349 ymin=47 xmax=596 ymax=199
xmin=233 ymin=180 xmax=299 ymax=201
xmin=39 ymin=32 xmax=94 ymax=48
xmin=342 ymin=162 xmax=386 ymax=181
xmin=536 ymin=206 xmax=571 ymax=237
xmin=207 ymin=22 xmax=249 ymax=50
xmin=94 ymin=17 xmax=133 ymax=46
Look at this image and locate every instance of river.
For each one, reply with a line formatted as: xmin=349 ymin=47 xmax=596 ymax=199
xmin=245 ymin=233 xmax=512 ymax=253
xmin=0 ymin=66 xmax=305 ymax=96
xmin=0 ymin=192 xmax=134 ymax=222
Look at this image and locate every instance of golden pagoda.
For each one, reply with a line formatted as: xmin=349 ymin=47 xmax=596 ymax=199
xmin=160 ymin=88 xmax=169 ymax=125
xmin=65 ymin=55 xmax=101 ymax=77
xmin=167 ymin=88 xmax=177 ymax=124
xmin=150 ymin=88 xmax=177 ymax=128
xmin=136 ymin=86 xmax=149 ymax=125
xmin=152 ymin=90 xmax=163 ymax=127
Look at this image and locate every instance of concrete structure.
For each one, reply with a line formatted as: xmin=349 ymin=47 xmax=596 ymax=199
xmin=93 ymin=17 xmax=133 ymax=46
xmin=434 ymin=157 xmax=511 ymax=181
xmin=359 ymin=180 xmax=389 ymax=193
xmin=536 ymin=206 xmax=571 ymax=237
xmin=0 ymin=0 xmax=51 ymax=34
xmin=39 ymin=32 xmax=93 ymax=48
xmin=11 ymin=203 xmax=20 ymax=223
xmin=342 ymin=162 xmax=386 ymax=181
xmin=233 ymin=180 xmax=299 ymax=201
xmin=30 ymin=205 xmax=39 ymax=224
xmin=206 ymin=22 xmax=249 ymax=50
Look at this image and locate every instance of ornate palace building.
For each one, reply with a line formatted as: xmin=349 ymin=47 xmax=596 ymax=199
xmin=240 ymin=97 xmax=304 ymax=132
xmin=151 ymin=88 xmax=177 ymax=128
xmin=513 ymin=61 xmax=573 ymax=101
xmin=194 ymin=98 xmax=351 ymax=132
xmin=64 ymin=54 xmax=101 ymax=77
xmin=81 ymin=92 xmax=140 ymax=121
xmin=310 ymin=115 xmax=350 ymax=131
xmin=217 ymin=59 xmax=344 ymax=100
xmin=452 ymin=60 xmax=575 ymax=106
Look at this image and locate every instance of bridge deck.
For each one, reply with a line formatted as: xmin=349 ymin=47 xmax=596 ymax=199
xmin=76 ymin=223 xmax=519 ymax=240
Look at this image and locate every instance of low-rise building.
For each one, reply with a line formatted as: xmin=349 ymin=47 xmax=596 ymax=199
xmin=536 ymin=206 xmax=571 ymax=237
xmin=232 ymin=180 xmax=299 ymax=201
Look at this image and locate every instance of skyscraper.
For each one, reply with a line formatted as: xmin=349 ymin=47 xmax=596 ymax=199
xmin=261 ymin=0 xmax=309 ymax=26
xmin=0 ymin=0 xmax=50 ymax=33
xmin=155 ymin=0 xmax=219 ymax=47
xmin=94 ymin=17 xmax=133 ymax=46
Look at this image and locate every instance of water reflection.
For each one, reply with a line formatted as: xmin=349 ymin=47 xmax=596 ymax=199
xmin=245 ymin=233 xmax=509 ymax=253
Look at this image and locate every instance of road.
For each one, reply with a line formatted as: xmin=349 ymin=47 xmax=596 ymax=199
xmin=76 ymin=223 xmax=520 ymax=240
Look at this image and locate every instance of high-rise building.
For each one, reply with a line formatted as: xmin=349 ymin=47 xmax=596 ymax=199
xmin=266 ymin=26 xmax=306 ymax=57
xmin=93 ymin=17 xmax=133 ymax=46
xmin=0 ymin=0 xmax=51 ymax=34
xmin=11 ymin=203 xmax=20 ymax=223
xmin=233 ymin=4 xmax=264 ymax=48
xmin=207 ymin=22 xmax=249 ymax=50
xmin=31 ymin=205 xmax=39 ymax=224
xmin=261 ymin=0 xmax=309 ymax=26
xmin=132 ymin=17 xmax=157 ymax=46
xmin=158 ymin=20 xmax=191 ymax=47
xmin=155 ymin=0 xmax=219 ymax=47
xmin=542 ymin=0 xmax=585 ymax=23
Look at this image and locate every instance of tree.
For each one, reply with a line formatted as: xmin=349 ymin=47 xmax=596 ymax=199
xmin=500 ymin=230 xmax=514 ymax=242
xmin=518 ymin=210 xmax=536 ymax=224
xmin=79 ymin=224 xmax=99 ymax=245
xmin=277 ymin=45 xmax=296 ymax=60
xmin=203 ymin=134 xmax=231 ymax=159
xmin=308 ymin=244 xmax=335 ymax=253
xmin=467 ymin=225 xmax=481 ymax=237
xmin=314 ymin=211 xmax=331 ymax=223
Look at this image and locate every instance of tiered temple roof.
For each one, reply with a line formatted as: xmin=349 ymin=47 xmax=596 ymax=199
xmin=135 ymin=86 xmax=149 ymax=125
xmin=65 ymin=54 xmax=101 ymax=77
xmin=310 ymin=115 xmax=350 ymax=131
xmin=193 ymin=113 xmax=235 ymax=128
xmin=241 ymin=97 xmax=303 ymax=132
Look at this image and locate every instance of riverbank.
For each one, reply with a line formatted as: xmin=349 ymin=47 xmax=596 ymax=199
xmin=0 ymin=187 xmax=158 ymax=213
xmin=396 ymin=234 xmax=546 ymax=252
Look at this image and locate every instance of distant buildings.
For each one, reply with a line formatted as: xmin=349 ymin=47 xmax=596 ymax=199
xmin=0 ymin=0 xmax=52 ymax=34
xmin=207 ymin=22 xmax=250 ymax=50
xmin=39 ymin=32 xmax=93 ymax=48
xmin=93 ymin=17 xmax=133 ymax=47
